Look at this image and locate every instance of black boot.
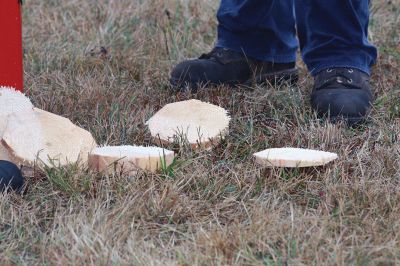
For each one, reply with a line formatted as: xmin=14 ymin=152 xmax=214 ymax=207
xmin=170 ymin=47 xmax=298 ymax=91
xmin=311 ymin=67 xmax=373 ymax=125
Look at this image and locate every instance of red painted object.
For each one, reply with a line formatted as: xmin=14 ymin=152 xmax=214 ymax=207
xmin=0 ymin=0 xmax=23 ymax=91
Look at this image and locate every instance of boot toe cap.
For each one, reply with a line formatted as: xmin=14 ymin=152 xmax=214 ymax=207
xmin=311 ymin=89 xmax=372 ymax=122
xmin=170 ymin=60 xmax=219 ymax=88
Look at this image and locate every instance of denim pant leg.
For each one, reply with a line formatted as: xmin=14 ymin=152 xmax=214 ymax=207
xmin=295 ymin=0 xmax=377 ymax=76
xmin=216 ymin=0 xmax=298 ymax=63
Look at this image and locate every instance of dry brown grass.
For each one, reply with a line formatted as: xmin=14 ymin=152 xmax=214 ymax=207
xmin=0 ymin=0 xmax=399 ymax=265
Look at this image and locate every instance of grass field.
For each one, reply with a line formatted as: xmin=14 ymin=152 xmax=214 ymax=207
xmin=1 ymin=0 xmax=399 ymax=265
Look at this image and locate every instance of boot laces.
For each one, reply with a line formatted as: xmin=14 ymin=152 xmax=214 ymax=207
xmin=317 ymin=68 xmax=359 ymax=90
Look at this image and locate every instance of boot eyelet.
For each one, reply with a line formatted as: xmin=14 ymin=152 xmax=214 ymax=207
xmin=336 ymin=78 xmax=343 ymax=83
xmin=327 ymin=68 xmax=333 ymax=73
xmin=348 ymin=68 xmax=354 ymax=73
xmin=348 ymin=79 xmax=353 ymax=83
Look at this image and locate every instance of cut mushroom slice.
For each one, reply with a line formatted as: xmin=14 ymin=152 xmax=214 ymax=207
xmin=0 ymin=86 xmax=33 ymax=114
xmin=0 ymin=86 xmax=34 ymax=161
xmin=146 ymin=99 xmax=230 ymax=149
xmin=254 ymin=147 xmax=338 ymax=168
xmin=1 ymin=108 xmax=97 ymax=167
xmin=88 ymin=145 xmax=174 ymax=175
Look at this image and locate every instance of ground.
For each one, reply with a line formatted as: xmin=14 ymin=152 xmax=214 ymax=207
xmin=0 ymin=0 xmax=399 ymax=265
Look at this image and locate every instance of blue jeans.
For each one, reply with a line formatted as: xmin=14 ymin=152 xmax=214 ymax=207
xmin=216 ymin=0 xmax=377 ymax=76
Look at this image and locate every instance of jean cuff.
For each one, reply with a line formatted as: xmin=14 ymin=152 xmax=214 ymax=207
xmin=216 ymin=25 xmax=297 ymax=63
xmin=215 ymin=42 xmax=296 ymax=63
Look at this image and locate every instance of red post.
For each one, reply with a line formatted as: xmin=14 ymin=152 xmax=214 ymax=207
xmin=0 ymin=0 xmax=23 ymax=92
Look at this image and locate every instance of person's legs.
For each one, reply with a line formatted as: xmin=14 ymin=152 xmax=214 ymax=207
xmin=170 ymin=0 xmax=298 ymax=90
xmin=295 ymin=0 xmax=377 ymax=124
xmin=216 ymin=0 xmax=297 ymax=63
xmin=295 ymin=0 xmax=377 ymax=75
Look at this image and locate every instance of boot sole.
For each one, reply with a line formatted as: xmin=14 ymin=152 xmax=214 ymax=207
xmin=328 ymin=115 xmax=368 ymax=127
xmin=322 ymin=106 xmax=372 ymax=126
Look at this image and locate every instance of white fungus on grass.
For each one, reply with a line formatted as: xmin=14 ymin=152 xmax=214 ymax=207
xmin=254 ymin=147 xmax=338 ymax=168
xmin=88 ymin=145 xmax=175 ymax=175
xmin=146 ymin=99 xmax=230 ymax=149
